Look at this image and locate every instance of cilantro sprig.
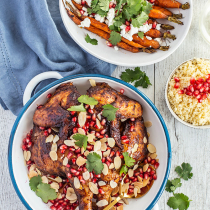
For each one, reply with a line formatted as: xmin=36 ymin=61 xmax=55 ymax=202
xmin=166 ymin=178 xmax=182 ymax=193
xmin=102 ymin=104 xmax=119 ymax=121
xmin=85 ymin=34 xmax=98 ymax=45
xmin=109 ymin=31 xmax=122 ymax=45
xmin=73 ymin=134 xmax=88 ymax=150
xmin=175 ymin=163 xmax=193 ymax=181
xmin=86 ymin=152 xmax=104 ymax=175
xmin=67 ymin=103 xmax=86 ymax=112
xmin=120 ymin=67 xmax=152 ymax=88
xmin=78 ymin=95 xmax=98 ymax=105
xmin=120 ymin=152 xmax=135 ymax=175
xmin=29 ymin=175 xmax=57 ymax=203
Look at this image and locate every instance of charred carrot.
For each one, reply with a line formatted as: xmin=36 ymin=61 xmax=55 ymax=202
xmin=132 ymin=35 xmax=160 ymax=49
xmin=145 ymin=29 xmax=176 ymax=40
xmin=147 ymin=19 xmax=175 ymax=30
xmin=154 ymin=0 xmax=190 ymax=10
xmin=71 ymin=0 xmax=83 ymax=10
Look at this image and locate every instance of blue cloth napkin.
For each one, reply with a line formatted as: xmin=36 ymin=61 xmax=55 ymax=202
xmin=0 ymin=0 xmax=116 ymax=116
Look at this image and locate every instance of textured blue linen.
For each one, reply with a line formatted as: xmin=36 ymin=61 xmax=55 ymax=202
xmin=0 ymin=0 xmax=116 ymax=116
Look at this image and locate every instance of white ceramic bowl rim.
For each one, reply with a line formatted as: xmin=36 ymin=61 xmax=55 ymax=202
xmin=165 ymin=58 xmax=210 ymax=129
xmin=8 ymin=74 xmax=171 ymax=210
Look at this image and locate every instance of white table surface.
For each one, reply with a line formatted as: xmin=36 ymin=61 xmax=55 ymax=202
xmin=1 ymin=0 xmax=210 ymax=209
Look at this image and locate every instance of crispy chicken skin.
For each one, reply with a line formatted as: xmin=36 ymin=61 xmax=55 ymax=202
xmin=122 ymin=117 xmax=148 ymax=162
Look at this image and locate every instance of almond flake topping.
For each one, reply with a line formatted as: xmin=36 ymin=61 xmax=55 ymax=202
xmin=96 ymin=119 xmax=101 ymax=129
xmin=97 ymin=113 xmax=101 ymax=121
xmin=51 ymin=143 xmax=57 ymax=152
xmin=63 ymin=157 xmax=69 ymax=166
xmin=78 ymin=112 xmax=87 ymax=127
xmin=134 ymin=187 xmax=138 ymax=197
xmin=84 ymin=151 xmax=90 ymax=157
xmin=83 ymin=171 xmax=90 ymax=180
xmin=121 ymin=183 xmax=129 ymax=194
xmin=36 ymin=168 xmax=42 ymax=175
xmin=87 ymin=134 xmax=95 ymax=143
xmin=144 ymin=121 xmax=152 ymax=128
xmin=109 ymin=163 xmax=114 ymax=169
xmin=133 ymin=164 xmax=138 ymax=171
xmin=98 ymin=181 xmax=106 ymax=186
xmin=100 ymin=138 xmax=107 ymax=143
xmin=110 ymin=180 xmax=117 ymax=188
xmin=66 ymin=187 xmax=77 ymax=201
xmin=57 ymin=193 xmax=62 ymax=199
xmin=76 ymin=156 xmax=87 ymax=167
xmin=53 ymin=135 xmax=59 ymax=143
xmin=150 ymin=153 xmax=157 ymax=159
xmin=102 ymin=163 xmax=108 ymax=175
xmin=74 ymin=177 xmax=80 ymax=189
xmin=46 ymin=134 xmax=54 ymax=143
xmin=50 ymin=182 xmax=59 ymax=192
xmin=143 ymin=178 xmax=150 ymax=187
xmin=89 ymin=182 xmax=98 ymax=194
xmin=103 ymin=150 xmax=110 ymax=157
xmin=132 ymin=143 xmax=138 ymax=153
xmin=78 ymin=128 xmax=86 ymax=135
xmin=101 ymin=142 xmax=107 ymax=151
xmin=143 ymin=163 xmax=149 ymax=172
xmin=94 ymin=141 xmax=101 ymax=152
xmin=89 ymin=79 xmax=96 ymax=87
xmin=55 ymin=176 xmax=62 ymax=183
xmin=143 ymin=137 xmax=147 ymax=144
xmin=24 ymin=151 xmax=31 ymax=161
xmin=133 ymin=182 xmax=143 ymax=189
xmin=114 ymin=156 xmax=121 ymax=169
xmin=64 ymin=140 xmax=75 ymax=147
xmin=41 ymin=176 xmax=48 ymax=184
xmin=128 ymin=169 xmax=134 ymax=177
xmin=96 ymin=200 xmax=108 ymax=207
xmin=147 ymin=144 xmax=156 ymax=153
xmin=28 ymin=171 xmax=38 ymax=179
xmin=49 ymin=151 xmax=57 ymax=161
xmin=108 ymin=138 xmax=115 ymax=148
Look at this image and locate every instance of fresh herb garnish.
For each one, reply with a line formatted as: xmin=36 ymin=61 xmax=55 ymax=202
xmin=132 ymin=11 xmax=148 ymax=28
xmin=120 ymin=152 xmax=135 ymax=175
xmin=86 ymin=152 xmax=104 ymax=175
xmin=165 ymin=178 xmax=182 ymax=193
xmin=78 ymin=95 xmax=98 ymax=105
xmin=120 ymin=67 xmax=152 ymax=88
xmin=120 ymin=164 xmax=128 ymax=175
xmin=109 ymin=31 xmax=122 ymax=45
xmin=73 ymin=134 xmax=88 ymax=150
xmin=85 ymin=34 xmax=98 ymax=45
xmin=138 ymin=31 xmax=144 ymax=39
xmin=67 ymin=103 xmax=86 ymax=112
xmin=29 ymin=175 xmax=57 ymax=203
xmin=175 ymin=163 xmax=193 ymax=181
xmin=102 ymin=104 xmax=119 ymax=121
xmin=98 ymin=0 xmax=110 ymax=11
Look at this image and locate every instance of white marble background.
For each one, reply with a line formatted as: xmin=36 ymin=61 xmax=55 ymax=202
xmin=1 ymin=0 xmax=210 ymax=209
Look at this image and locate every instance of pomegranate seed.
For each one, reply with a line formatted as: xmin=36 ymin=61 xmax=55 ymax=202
xmin=124 ymin=178 xmax=129 ymax=183
xmin=81 ymin=0 xmax=86 ymax=5
xmin=107 ymin=157 xmax=112 ymax=162
xmin=150 ymin=170 xmax=155 ymax=176
xmin=147 ymin=156 xmax=151 ymax=163
xmin=189 ymin=85 xmax=194 ymax=92
xmin=204 ymin=82 xmax=209 ymax=87
xmin=92 ymin=114 xmax=96 ymax=120
xmin=178 ymin=90 xmax=184 ymax=94
xmin=73 ymin=127 xmax=78 ymax=134
xmin=130 ymin=125 xmax=134 ymax=132
xmin=102 ymin=157 xmax=106 ymax=163
xmin=70 ymin=111 xmax=76 ymax=115
xmin=128 ymin=188 xmax=134 ymax=194
xmin=193 ymin=90 xmax=199 ymax=96
xmin=37 ymin=105 xmax=43 ymax=109
xmin=72 ymin=117 xmax=77 ymax=122
xmin=152 ymin=21 xmax=157 ymax=29
xmin=121 ymin=135 xmax=127 ymax=140
xmin=67 ymin=173 xmax=72 ymax=178
xmin=87 ymin=109 xmax=93 ymax=114
xmin=206 ymin=78 xmax=210 ymax=84
xmin=69 ymin=147 xmax=75 ymax=151
xmin=79 ymin=10 xmax=84 ymax=15
xmin=106 ymin=41 xmax=113 ymax=47
xmin=39 ymin=126 xmax=45 ymax=130
xmin=72 ymin=158 xmax=77 ymax=164
xmin=26 ymin=160 xmax=32 ymax=165
xmin=147 ymin=167 xmax=151 ymax=173
xmin=100 ymin=129 xmax=106 ymax=135
xmin=60 ymin=145 xmax=68 ymax=150
xmin=106 ymin=161 xmax=111 ymax=167
xmin=95 ymin=174 xmax=101 ymax=178
xmin=120 ymin=88 xmax=125 ymax=94
xmin=47 ymin=93 xmax=52 ymax=98
xmin=116 ymin=151 xmax=120 ymax=156
xmin=120 ymin=154 xmax=124 ymax=159
xmin=60 ymin=149 xmax=65 ymax=154
xmin=27 ymin=141 xmax=32 ymax=148
xmin=110 ymin=151 xmax=115 ymax=157
xmin=122 ymin=139 xmax=129 ymax=144
xmin=198 ymin=78 xmax=204 ymax=83
xmin=196 ymin=83 xmax=203 ymax=89
xmin=95 ymin=132 xmax=100 ymax=137
xmin=151 ymin=159 xmax=156 ymax=165
xmin=144 ymin=173 xmax=149 ymax=180
xmin=67 ymin=152 xmax=73 ymax=159
xmin=130 ymin=117 xmax=135 ymax=121
xmin=47 ymin=128 xmax=52 ymax=134
xmin=174 ymin=77 xmax=180 ymax=83
xmin=144 ymin=159 xmax=148 ymax=164
xmin=153 ymin=174 xmax=157 ymax=180
xmin=112 ymin=4 xmax=116 ymax=8
xmin=92 ymin=178 xmax=97 ymax=183
xmin=202 ymin=93 xmax=208 ymax=100
xmin=190 ymin=77 xmax=195 ymax=84
xmin=75 ymin=171 xmax=80 ymax=176
xmin=100 ymin=119 xmax=106 ymax=126
xmin=75 ymin=148 xmax=81 ymax=153
xmin=89 ymin=121 xmax=95 ymax=127
xmin=125 ymin=21 xmax=130 ymax=26
xmin=199 ymin=86 xmax=205 ymax=93
xmin=154 ymin=162 xmax=159 ymax=169
xmin=139 ymin=174 xmax=143 ymax=178
xmin=198 ymin=99 xmax=203 ymax=103
xmin=125 ymin=25 xmax=131 ymax=33
xmin=186 ymin=91 xmax=193 ymax=96
xmin=206 ymin=74 xmax=210 ymax=79
xmin=205 ymin=87 xmax=209 ymax=92
xmin=174 ymin=83 xmax=180 ymax=89
xmin=22 ymin=144 xmax=27 ymax=151
xmin=87 ymin=145 xmax=93 ymax=151
xmin=196 ymin=94 xmax=202 ymax=100
xmin=50 ymin=206 xmax=56 ymax=210
xmin=98 ymin=188 xmax=105 ymax=194
xmin=25 ymin=137 xmax=30 ymax=143
xmin=139 ymin=168 xmax=143 ymax=173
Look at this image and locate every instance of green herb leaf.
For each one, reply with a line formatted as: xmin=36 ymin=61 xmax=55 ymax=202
xmin=109 ymin=31 xmax=122 ymax=45
xmin=29 ymin=175 xmax=42 ymax=192
xmin=175 ymin=163 xmax=193 ymax=181
xmin=73 ymin=134 xmax=88 ymax=150
xmin=115 ymin=0 xmax=126 ymax=15
xmin=67 ymin=103 xmax=86 ymax=112
xmin=98 ymin=0 xmax=110 ymax=11
xmin=36 ymin=183 xmax=57 ymax=203
xmin=102 ymin=104 xmax=119 ymax=121
xmin=120 ymin=165 xmax=128 ymax=175
xmin=120 ymin=67 xmax=142 ymax=83
xmin=78 ymin=95 xmax=98 ymax=105
xmin=86 ymin=152 xmax=104 ymax=175
xmin=123 ymin=152 xmax=135 ymax=167
xmin=165 ymin=178 xmax=182 ymax=193
xmin=138 ymin=32 xmax=144 ymax=39
xmin=142 ymin=0 xmax=153 ymax=14
xmin=132 ymin=11 xmax=149 ymax=28
xmin=134 ymin=72 xmax=152 ymax=88
xmin=167 ymin=193 xmax=191 ymax=210
xmin=109 ymin=25 xmax=120 ymax=32
xmin=85 ymin=34 xmax=98 ymax=45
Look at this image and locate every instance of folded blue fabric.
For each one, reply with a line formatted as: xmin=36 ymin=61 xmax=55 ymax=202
xmin=0 ymin=0 xmax=116 ymax=116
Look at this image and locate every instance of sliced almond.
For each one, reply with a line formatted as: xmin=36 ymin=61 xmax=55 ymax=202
xmin=144 ymin=121 xmax=152 ymax=128
xmin=94 ymin=141 xmax=101 ymax=152
xmin=96 ymin=119 xmax=101 ymax=129
xmin=97 ymin=113 xmax=101 ymax=121
xmin=89 ymin=182 xmax=98 ymax=194
xmin=143 ymin=137 xmax=147 ymax=144
xmin=101 ymin=142 xmax=107 ymax=151
xmin=96 ymin=199 xmax=108 ymax=207
xmin=55 ymin=176 xmax=62 ymax=183
xmin=24 ymin=151 xmax=31 ymax=161
xmin=114 ymin=156 xmax=121 ymax=169
xmin=133 ymin=182 xmax=143 ymax=189
xmin=128 ymin=169 xmax=134 ymax=177
xmin=49 ymin=151 xmax=57 ymax=161
xmin=108 ymin=138 xmax=115 ymax=148
xmin=64 ymin=140 xmax=75 ymax=147
xmin=67 ymin=193 xmax=77 ymax=201
xmin=103 ymin=150 xmax=110 ymax=157
xmin=29 ymin=164 xmax=36 ymax=172
xmin=133 ymin=164 xmax=138 ymax=171
xmin=63 ymin=157 xmax=69 ymax=166
xmin=95 ymin=150 xmax=102 ymax=158
xmin=137 ymin=176 xmax=143 ymax=182
xmin=121 ymin=118 xmax=127 ymax=122
xmin=100 ymin=138 xmax=107 ymax=143
xmin=143 ymin=163 xmax=149 ymax=172
xmin=78 ymin=128 xmax=86 ymax=135
xmin=89 ymin=79 xmax=96 ymax=87
xmin=76 ymin=156 xmax=87 ymax=167
xmin=84 ymin=150 xmax=90 ymax=157
xmin=109 ymin=163 xmax=115 ymax=170
xmin=110 ymin=180 xmax=117 ymax=189
xmin=83 ymin=171 xmax=90 ymax=180
xmin=70 ymin=199 xmax=77 ymax=204
xmin=28 ymin=170 xmax=38 ymax=179
xmin=53 ymin=135 xmax=59 ymax=143
xmin=74 ymin=177 xmax=80 ymax=189
xmin=102 ymin=163 xmax=108 ymax=175
xmin=41 ymin=176 xmax=48 ymax=184
xmin=150 ymin=153 xmax=157 ymax=159
xmin=57 ymin=193 xmax=62 ymax=199
xmin=50 ymin=182 xmax=59 ymax=192
xmin=143 ymin=178 xmax=150 ymax=187
xmin=98 ymin=181 xmax=106 ymax=186
xmin=36 ymin=168 xmax=42 ymax=175
xmin=121 ymin=183 xmax=129 ymax=193
xmin=46 ymin=134 xmax=54 ymax=143
xmin=87 ymin=134 xmax=95 ymax=143
xmin=132 ymin=143 xmax=138 ymax=153
xmin=81 ymin=147 xmax=85 ymax=154
xmin=134 ymin=187 xmax=138 ymax=197
xmin=147 ymin=144 xmax=156 ymax=153
xmin=112 ymin=186 xmax=119 ymax=196
xmin=78 ymin=112 xmax=87 ymax=127
xmin=51 ymin=127 xmax=59 ymax=132
xmin=51 ymin=143 xmax=57 ymax=152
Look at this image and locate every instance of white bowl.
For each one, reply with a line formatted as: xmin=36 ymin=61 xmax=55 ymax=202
xmin=8 ymin=72 xmax=171 ymax=210
xmin=165 ymin=58 xmax=210 ymax=129
xmin=59 ymin=0 xmax=193 ymax=66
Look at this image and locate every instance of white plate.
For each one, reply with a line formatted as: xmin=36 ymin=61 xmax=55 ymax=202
xmin=59 ymin=0 xmax=193 ymax=66
xmin=8 ymin=73 xmax=171 ymax=210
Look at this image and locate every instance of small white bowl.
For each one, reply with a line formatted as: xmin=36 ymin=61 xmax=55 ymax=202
xmin=165 ymin=58 xmax=210 ymax=129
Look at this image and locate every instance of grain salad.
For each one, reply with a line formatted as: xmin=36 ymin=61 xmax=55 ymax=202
xmin=167 ymin=58 xmax=210 ymax=126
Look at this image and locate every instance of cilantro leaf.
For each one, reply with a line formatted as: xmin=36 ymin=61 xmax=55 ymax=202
xmin=78 ymin=95 xmax=98 ymax=105
xmin=165 ymin=178 xmax=182 ymax=193
xmin=73 ymin=134 xmax=88 ymax=150
xmin=115 ymin=0 xmax=126 ymax=15
xmin=91 ymin=0 xmax=99 ymax=8
xmin=109 ymin=25 xmax=120 ymax=32
xmin=86 ymin=152 xmax=104 ymax=175
xmin=67 ymin=103 xmax=86 ymax=112
xmin=102 ymin=104 xmax=119 ymax=121
xmin=175 ymin=163 xmax=193 ymax=181
xmin=98 ymin=0 xmax=110 ymax=11
xmin=142 ymin=1 xmax=153 ymax=14
xmin=167 ymin=193 xmax=191 ymax=210
xmin=120 ymin=67 xmax=142 ymax=83
xmin=85 ymin=34 xmax=98 ymax=45
xmin=109 ymin=31 xmax=121 ymax=45
xmin=138 ymin=32 xmax=144 ymax=39
xmin=132 ymin=11 xmax=149 ymax=28
xmin=123 ymin=152 xmax=135 ymax=167
xmin=29 ymin=175 xmax=42 ymax=192
xmin=134 ymin=72 xmax=152 ymax=88
xmin=36 ymin=183 xmax=57 ymax=203
xmin=120 ymin=165 xmax=128 ymax=175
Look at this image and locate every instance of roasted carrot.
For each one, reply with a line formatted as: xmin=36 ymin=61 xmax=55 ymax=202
xmin=72 ymin=0 xmax=83 ymax=10
xmin=145 ymin=29 xmax=176 ymax=40
xmin=154 ymin=0 xmax=190 ymax=10
xmin=147 ymin=19 xmax=175 ymax=30
xmin=132 ymin=35 xmax=160 ymax=49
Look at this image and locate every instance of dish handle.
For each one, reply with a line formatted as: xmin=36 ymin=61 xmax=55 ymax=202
xmin=23 ymin=71 xmax=63 ymax=105
xmin=153 ymin=203 xmax=159 ymax=210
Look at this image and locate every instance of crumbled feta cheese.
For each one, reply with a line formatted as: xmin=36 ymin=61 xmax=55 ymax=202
xmin=74 ymin=0 xmax=81 ymax=4
xmin=82 ymin=7 xmax=87 ymax=12
xmin=86 ymin=0 xmax=92 ymax=6
xmin=154 ymin=38 xmax=162 ymax=45
xmin=105 ymin=19 xmax=109 ymax=25
xmin=138 ymin=24 xmax=152 ymax=33
xmin=114 ymin=46 xmax=119 ymax=51
xmin=146 ymin=36 xmax=152 ymax=40
xmin=79 ymin=18 xmax=91 ymax=28
xmin=120 ymin=24 xmax=138 ymax=41
xmin=106 ymin=8 xmax=115 ymax=26
xmin=156 ymin=24 xmax=161 ymax=31
xmin=95 ymin=14 xmax=105 ymax=23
